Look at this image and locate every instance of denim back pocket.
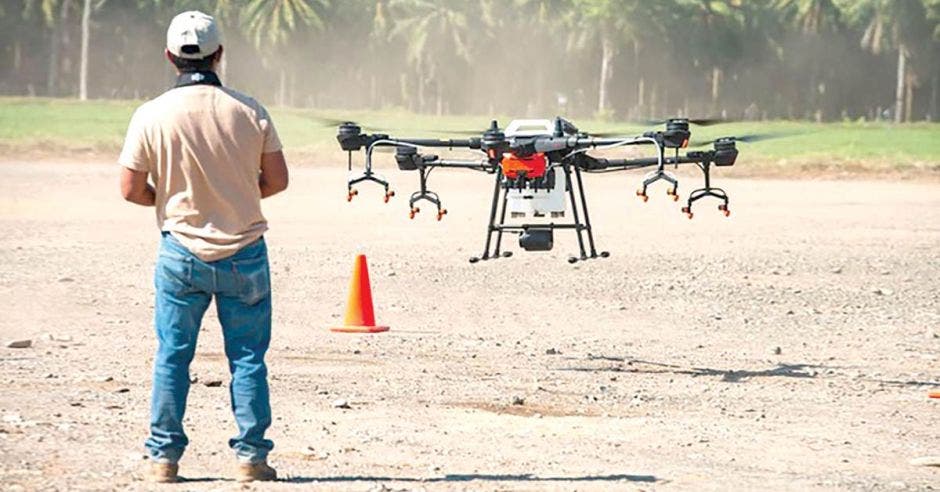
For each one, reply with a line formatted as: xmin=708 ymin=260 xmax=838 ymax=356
xmin=233 ymin=255 xmax=270 ymax=306
xmin=156 ymin=253 xmax=194 ymax=295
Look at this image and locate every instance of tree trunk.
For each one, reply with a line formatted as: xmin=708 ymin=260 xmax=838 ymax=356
xmin=399 ymin=72 xmax=410 ymax=110
xmin=278 ymin=67 xmax=287 ymax=106
xmin=650 ymin=84 xmax=658 ymax=118
xmin=416 ymin=62 xmax=425 ymax=113
xmin=711 ymin=66 xmax=721 ymax=113
xmin=13 ymin=41 xmax=21 ymax=72
xmin=636 ymin=77 xmax=645 ymax=117
xmin=79 ymin=0 xmax=91 ymax=101
xmin=894 ymin=44 xmax=906 ymax=123
xmin=435 ymin=79 xmax=443 ymax=116
xmin=905 ymin=70 xmax=913 ymax=123
xmin=930 ymin=71 xmax=938 ymax=122
xmin=370 ymin=73 xmax=377 ymax=108
xmin=597 ymin=35 xmax=614 ymax=116
xmin=47 ymin=11 xmax=61 ymax=95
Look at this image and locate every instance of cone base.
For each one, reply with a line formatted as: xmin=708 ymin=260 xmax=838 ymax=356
xmin=330 ymin=325 xmax=389 ymax=334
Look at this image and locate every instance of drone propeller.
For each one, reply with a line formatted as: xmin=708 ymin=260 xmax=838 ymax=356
xmin=689 ymin=132 xmax=796 ymax=148
xmin=637 ymin=117 xmax=730 ymax=127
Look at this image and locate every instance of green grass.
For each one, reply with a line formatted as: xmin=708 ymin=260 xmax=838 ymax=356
xmin=2 ymin=97 xmax=938 ymax=174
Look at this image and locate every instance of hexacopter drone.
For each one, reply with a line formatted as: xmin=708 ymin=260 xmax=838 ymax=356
xmin=335 ymin=116 xmax=769 ymax=264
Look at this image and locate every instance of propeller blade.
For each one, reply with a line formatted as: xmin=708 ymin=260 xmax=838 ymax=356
xmin=689 ymin=132 xmax=796 ymax=147
xmin=633 ymin=117 xmax=732 ymax=127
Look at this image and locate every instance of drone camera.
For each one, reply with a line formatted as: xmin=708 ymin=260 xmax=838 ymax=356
xmin=337 ymin=122 xmax=364 ymax=151
xmin=519 ymin=228 xmax=553 ymax=252
xmin=713 ymin=138 xmax=738 ymax=166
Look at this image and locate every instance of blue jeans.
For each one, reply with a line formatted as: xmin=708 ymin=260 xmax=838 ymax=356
xmin=145 ymin=232 xmax=273 ymax=464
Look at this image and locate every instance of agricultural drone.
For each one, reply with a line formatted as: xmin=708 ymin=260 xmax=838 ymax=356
xmin=333 ymin=116 xmax=770 ymax=264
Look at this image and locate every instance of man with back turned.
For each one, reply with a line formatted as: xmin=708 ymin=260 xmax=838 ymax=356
xmin=118 ymin=10 xmax=288 ymax=483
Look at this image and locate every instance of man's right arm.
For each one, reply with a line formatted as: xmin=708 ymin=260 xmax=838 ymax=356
xmin=259 ymin=150 xmax=288 ymax=198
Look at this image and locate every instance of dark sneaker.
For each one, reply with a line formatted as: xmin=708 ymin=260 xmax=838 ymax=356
xmin=237 ymin=461 xmax=277 ymax=482
xmin=147 ymin=462 xmax=179 ymax=483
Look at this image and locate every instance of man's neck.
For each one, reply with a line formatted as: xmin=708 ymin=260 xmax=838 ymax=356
xmin=174 ymin=70 xmax=222 ymax=88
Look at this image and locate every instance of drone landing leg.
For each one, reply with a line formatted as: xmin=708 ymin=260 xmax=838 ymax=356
xmin=492 ymin=184 xmax=512 ymax=259
xmin=563 ymin=163 xmax=589 ymax=264
xmin=470 ymin=171 xmax=504 ymax=264
xmin=572 ymin=164 xmax=608 ymax=260
xmin=636 ymin=170 xmax=679 ymax=202
xmin=680 ymin=163 xmax=730 ymax=219
xmin=347 ymin=171 xmax=391 ymax=202
xmin=407 ymin=168 xmax=446 ymax=220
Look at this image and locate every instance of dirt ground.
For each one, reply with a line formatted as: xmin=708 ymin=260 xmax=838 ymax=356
xmin=0 ymin=160 xmax=938 ymax=491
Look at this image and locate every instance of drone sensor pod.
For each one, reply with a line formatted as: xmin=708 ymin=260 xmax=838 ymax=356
xmin=519 ymin=228 xmax=553 ymax=252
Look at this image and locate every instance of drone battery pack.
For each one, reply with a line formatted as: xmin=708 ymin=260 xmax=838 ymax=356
xmin=501 ymin=153 xmax=547 ymax=179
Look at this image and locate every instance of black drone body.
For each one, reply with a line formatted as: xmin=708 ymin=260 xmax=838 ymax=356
xmin=335 ymin=117 xmax=742 ymax=264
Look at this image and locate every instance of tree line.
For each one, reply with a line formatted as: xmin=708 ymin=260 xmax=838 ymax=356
xmin=3 ymin=0 xmax=940 ymax=122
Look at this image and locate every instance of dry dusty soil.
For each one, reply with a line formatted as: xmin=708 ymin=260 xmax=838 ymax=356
xmin=0 ymin=161 xmax=938 ymax=491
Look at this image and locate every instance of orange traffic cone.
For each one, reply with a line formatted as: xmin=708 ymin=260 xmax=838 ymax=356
xmin=930 ymin=391 xmax=940 ymax=399
xmin=330 ymin=254 xmax=389 ymax=333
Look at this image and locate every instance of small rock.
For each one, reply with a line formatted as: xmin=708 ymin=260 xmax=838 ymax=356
xmin=114 ymin=388 xmax=130 ymax=394
xmin=189 ymin=375 xmax=199 ymax=384
xmin=772 ymin=346 xmax=782 ymax=355
xmin=831 ymin=266 xmax=843 ymax=274
xmin=386 ymin=271 xmax=396 ymax=277
xmin=57 ymin=277 xmax=75 ymax=283
xmin=545 ymin=348 xmax=558 ymax=355
xmin=511 ymin=396 xmax=525 ymax=406
xmin=203 ymin=380 xmax=223 ymax=388
xmin=5 ymin=340 xmax=31 ymax=349
xmin=871 ymin=288 xmax=893 ymax=296
xmin=332 ymin=399 xmax=351 ymax=409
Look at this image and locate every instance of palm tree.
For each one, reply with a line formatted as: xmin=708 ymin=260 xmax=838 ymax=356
xmin=843 ymin=0 xmax=930 ymax=122
xmin=513 ymin=0 xmax=574 ymax=115
xmin=776 ymin=0 xmax=842 ymax=34
xmin=775 ymin=0 xmax=844 ymax=119
xmin=240 ymin=0 xmax=328 ymax=106
xmin=568 ymin=0 xmax=645 ymax=118
xmin=386 ymin=0 xmax=485 ymax=114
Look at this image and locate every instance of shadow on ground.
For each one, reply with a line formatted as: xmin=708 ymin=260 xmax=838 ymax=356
xmin=561 ymin=355 xmax=827 ymax=383
xmin=283 ymin=473 xmax=659 ymax=484
xmin=174 ymin=472 xmax=659 ymax=485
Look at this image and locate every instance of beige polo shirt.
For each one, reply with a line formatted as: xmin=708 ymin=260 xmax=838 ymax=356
xmin=118 ymin=85 xmax=282 ymax=262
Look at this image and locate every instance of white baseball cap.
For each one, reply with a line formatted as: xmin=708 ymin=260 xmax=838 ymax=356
xmin=166 ymin=11 xmax=221 ymax=59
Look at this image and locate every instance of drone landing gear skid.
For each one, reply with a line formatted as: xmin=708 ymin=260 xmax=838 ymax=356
xmin=347 ymin=170 xmax=395 ymax=203
xmin=346 ymin=149 xmax=395 ymax=203
xmin=469 ymin=164 xmax=610 ymax=265
xmin=680 ymin=162 xmax=730 ymax=219
xmin=636 ymin=169 xmax=679 ymax=202
xmin=408 ymin=167 xmax=447 ymax=220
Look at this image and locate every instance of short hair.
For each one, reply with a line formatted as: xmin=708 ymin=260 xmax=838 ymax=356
xmin=168 ymin=47 xmax=219 ymax=72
